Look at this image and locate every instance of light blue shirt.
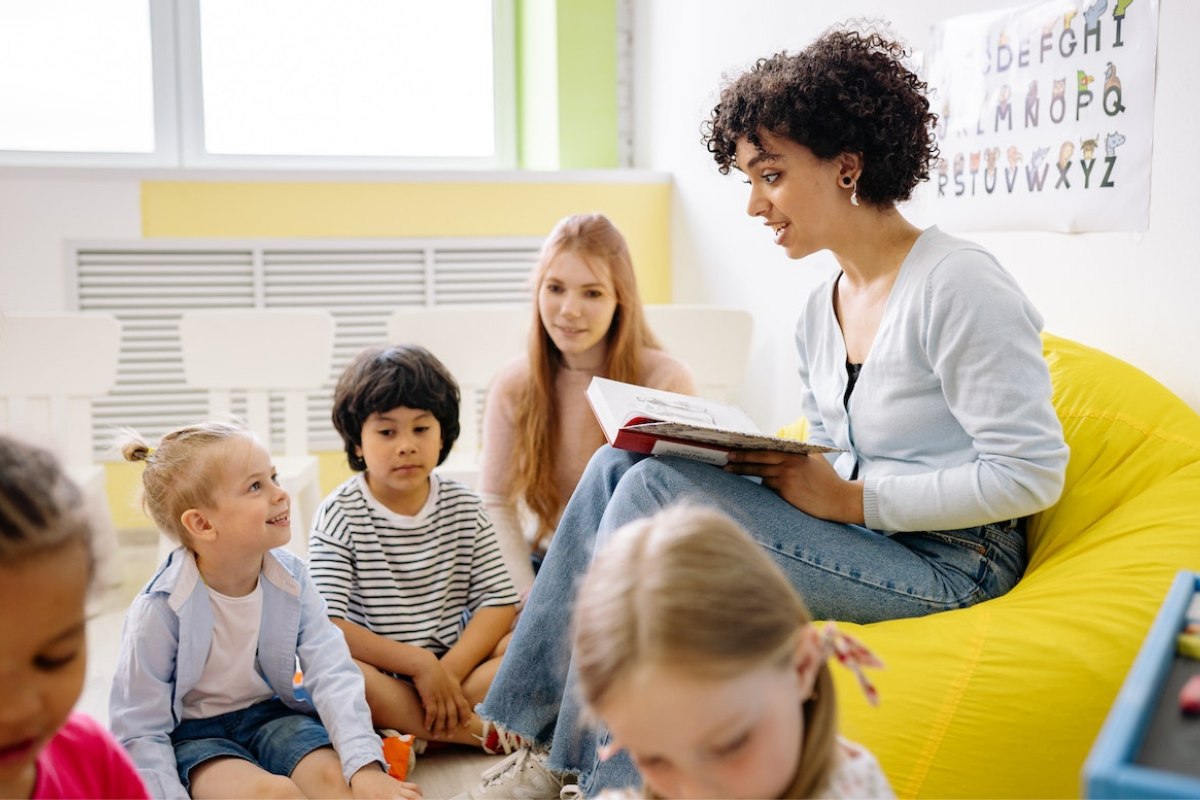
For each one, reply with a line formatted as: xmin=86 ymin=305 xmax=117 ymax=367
xmin=109 ymin=547 xmax=385 ymax=799
xmin=797 ymin=226 xmax=1069 ymax=532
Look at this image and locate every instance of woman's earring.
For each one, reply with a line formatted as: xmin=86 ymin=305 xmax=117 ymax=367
xmin=841 ymin=175 xmax=860 ymax=206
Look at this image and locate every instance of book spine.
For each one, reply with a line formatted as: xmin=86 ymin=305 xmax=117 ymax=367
xmin=611 ymin=428 xmax=663 ymax=454
xmin=612 ymin=429 xmax=731 ymax=466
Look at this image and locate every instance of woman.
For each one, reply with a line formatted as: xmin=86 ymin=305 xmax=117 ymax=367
xmin=461 ymin=22 xmax=1068 ymax=799
xmin=477 ymin=213 xmax=695 ymax=591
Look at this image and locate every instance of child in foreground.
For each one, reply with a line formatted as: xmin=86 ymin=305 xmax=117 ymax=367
xmin=572 ymin=505 xmax=893 ymax=799
xmin=0 ymin=434 xmax=149 ymax=800
xmin=308 ymin=344 xmax=521 ymax=750
xmin=108 ymin=421 xmax=420 ymax=800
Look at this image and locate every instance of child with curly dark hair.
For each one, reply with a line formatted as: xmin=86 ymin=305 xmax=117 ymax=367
xmin=307 ymin=344 xmax=522 ymax=754
xmin=459 ymin=21 xmax=1067 ymax=800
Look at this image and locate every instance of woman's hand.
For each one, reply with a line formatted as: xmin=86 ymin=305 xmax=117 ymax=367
xmin=411 ymin=653 xmax=473 ymax=738
xmin=725 ymin=450 xmax=865 ymax=524
xmin=350 ymin=764 xmax=423 ymax=799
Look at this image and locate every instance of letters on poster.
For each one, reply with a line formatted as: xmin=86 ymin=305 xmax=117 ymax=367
xmin=922 ymin=0 xmax=1158 ymax=232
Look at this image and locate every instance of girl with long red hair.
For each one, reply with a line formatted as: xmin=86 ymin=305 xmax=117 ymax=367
xmin=478 ymin=213 xmax=696 ymax=591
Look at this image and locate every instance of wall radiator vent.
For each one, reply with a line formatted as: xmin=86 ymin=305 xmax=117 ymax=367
xmin=67 ymin=238 xmax=541 ymax=457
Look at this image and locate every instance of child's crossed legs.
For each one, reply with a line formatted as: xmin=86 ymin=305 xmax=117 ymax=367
xmin=173 ymin=698 xmax=355 ymax=799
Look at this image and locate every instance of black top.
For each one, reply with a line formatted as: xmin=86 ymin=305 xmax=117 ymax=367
xmin=845 ymin=361 xmax=863 ymax=481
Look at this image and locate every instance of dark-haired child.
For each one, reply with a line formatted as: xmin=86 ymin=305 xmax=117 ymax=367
xmin=0 ymin=434 xmax=149 ymax=800
xmin=308 ymin=344 xmax=522 ymax=753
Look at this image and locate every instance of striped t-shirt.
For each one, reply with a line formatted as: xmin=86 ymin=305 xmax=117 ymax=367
xmin=308 ymin=472 xmax=519 ymax=656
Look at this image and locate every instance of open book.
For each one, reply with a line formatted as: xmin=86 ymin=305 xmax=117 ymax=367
xmin=586 ymin=376 xmax=840 ymax=466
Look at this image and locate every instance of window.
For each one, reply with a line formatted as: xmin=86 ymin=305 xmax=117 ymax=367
xmin=0 ymin=0 xmax=515 ymax=169
xmin=0 ymin=0 xmax=174 ymax=166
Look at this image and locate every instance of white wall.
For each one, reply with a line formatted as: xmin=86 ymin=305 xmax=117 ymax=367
xmin=0 ymin=175 xmax=142 ymax=312
xmin=634 ymin=0 xmax=1200 ymax=431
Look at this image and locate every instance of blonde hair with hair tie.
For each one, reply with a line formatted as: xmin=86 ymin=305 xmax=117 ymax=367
xmin=573 ymin=504 xmax=849 ymax=799
xmin=116 ymin=421 xmax=255 ymax=548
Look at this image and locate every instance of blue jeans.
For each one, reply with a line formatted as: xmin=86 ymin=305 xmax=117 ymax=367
xmin=477 ymin=447 xmax=1025 ymax=795
xmin=170 ymin=697 xmax=332 ymax=792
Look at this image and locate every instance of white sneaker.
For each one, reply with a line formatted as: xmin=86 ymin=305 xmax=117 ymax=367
xmin=454 ymin=747 xmax=566 ymax=800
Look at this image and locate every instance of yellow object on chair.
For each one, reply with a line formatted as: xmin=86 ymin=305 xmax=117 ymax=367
xmin=783 ymin=334 xmax=1200 ymax=798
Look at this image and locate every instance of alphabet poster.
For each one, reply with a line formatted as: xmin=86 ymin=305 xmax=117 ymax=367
xmin=923 ymin=0 xmax=1158 ymax=232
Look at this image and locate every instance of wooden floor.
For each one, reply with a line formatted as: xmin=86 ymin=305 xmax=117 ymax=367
xmin=79 ymin=532 xmax=504 ymax=799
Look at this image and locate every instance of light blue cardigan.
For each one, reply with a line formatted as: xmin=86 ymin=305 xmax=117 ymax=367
xmin=109 ymin=546 xmax=386 ymax=799
xmin=797 ymin=226 xmax=1069 ymax=533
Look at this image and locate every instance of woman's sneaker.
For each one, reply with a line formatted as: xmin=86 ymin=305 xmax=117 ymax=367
xmin=454 ymin=747 xmax=567 ymax=800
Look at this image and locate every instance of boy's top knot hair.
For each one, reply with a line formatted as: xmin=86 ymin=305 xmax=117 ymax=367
xmin=332 ymin=343 xmax=461 ymax=472
xmin=121 ymin=437 xmax=152 ymax=463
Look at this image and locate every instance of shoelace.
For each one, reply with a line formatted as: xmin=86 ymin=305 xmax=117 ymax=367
xmin=479 ymin=720 xmax=526 ymax=755
xmin=479 ymin=747 xmax=540 ymax=785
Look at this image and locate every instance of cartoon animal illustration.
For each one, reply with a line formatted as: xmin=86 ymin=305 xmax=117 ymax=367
xmin=1078 ymin=70 xmax=1094 ymax=92
xmin=1084 ymin=0 xmax=1108 ymax=29
xmin=937 ymin=157 xmax=949 ymax=177
xmin=1029 ymin=146 xmax=1051 ymax=172
xmin=1007 ymin=146 xmax=1024 ymax=171
xmin=984 ymin=147 xmax=1001 ymax=174
xmin=1104 ymin=62 xmax=1122 ymax=94
xmin=1064 ymin=9 xmax=1078 ymax=29
xmin=1026 ymin=81 xmax=1039 ymax=116
xmin=1080 ymin=134 xmax=1101 ymax=159
xmin=1105 ymin=131 xmax=1126 ymax=156
xmin=954 ymin=153 xmax=965 ymax=173
xmin=996 ymin=84 xmax=1012 ymax=126
xmin=1053 ymin=78 xmax=1066 ymax=101
xmin=1114 ymin=0 xmax=1134 ymax=20
xmin=1058 ymin=141 xmax=1075 ymax=169
xmin=970 ymin=151 xmax=981 ymax=172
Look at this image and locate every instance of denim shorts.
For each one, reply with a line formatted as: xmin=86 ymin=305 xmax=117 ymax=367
xmin=171 ymin=697 xmax=332 ymax=792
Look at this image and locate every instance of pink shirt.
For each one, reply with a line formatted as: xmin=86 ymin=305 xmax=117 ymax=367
xmin=33 ymin=713 xmax=148 ymax=800
xmin=479 ymin=348 xmax=696 ymax=587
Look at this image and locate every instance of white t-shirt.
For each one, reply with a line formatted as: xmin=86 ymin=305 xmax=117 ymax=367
xmin=181 ymin=580 xmax=274 ymax=720
xmin=819 ymin=737 xmax=895 ymax=799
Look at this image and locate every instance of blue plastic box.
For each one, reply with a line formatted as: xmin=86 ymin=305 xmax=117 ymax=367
xmin=1084 ymin=571 xmax=1200 ymax=798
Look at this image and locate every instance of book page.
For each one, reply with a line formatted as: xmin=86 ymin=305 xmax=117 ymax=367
xmin=650 ymin=438 xmax=732 ymax=465
xmin=629 ymin=422 xmax=840 ymax=455
xmin=589 ymin=376 xmax=761 ymax=432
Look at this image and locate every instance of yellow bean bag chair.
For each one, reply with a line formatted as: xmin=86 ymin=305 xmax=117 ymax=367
xmin=821 ymin=333 xmax=1200 ymax=799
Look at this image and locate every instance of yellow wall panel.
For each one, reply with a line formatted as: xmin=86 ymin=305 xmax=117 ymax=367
xmin=141 ymin=180 xmax=673 ymax=302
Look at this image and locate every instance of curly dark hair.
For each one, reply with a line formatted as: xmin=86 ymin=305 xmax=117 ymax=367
xmin=702 ymin=22 xmax=939 ymax=205
xmin=332 ymin=343 xmax=461 ymax=471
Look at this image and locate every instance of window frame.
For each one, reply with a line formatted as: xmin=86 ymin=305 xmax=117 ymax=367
xmin=0 ymin=0 xmax=516 ymax=170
